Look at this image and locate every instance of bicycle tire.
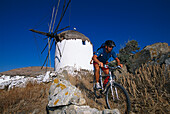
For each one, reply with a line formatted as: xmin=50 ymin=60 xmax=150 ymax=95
xmin=105 ymin=82 xmax=131 ymax=114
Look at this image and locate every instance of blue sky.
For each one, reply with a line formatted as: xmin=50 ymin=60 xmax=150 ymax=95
xmin=0 ymin=0 xmax=170 ymax=72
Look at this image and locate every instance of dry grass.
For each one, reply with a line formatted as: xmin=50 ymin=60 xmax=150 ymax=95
xmin=0 ymin=81 xmax=51 ymax=114
xmin=118 ymin=64 xmax=170 ymax=113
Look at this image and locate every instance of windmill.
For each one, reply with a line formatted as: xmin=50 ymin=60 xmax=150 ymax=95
xmin=30 ymin=0 xmax=71 ymax=70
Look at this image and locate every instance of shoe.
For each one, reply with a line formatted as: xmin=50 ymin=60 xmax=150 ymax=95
xmin=96 ymin=82 xmax=102 ymax=89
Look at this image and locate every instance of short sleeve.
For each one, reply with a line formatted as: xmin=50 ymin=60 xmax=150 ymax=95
xmin=112 ymin=51 xmax=117 ymax=59
xmin=95 ymin=48 xmax=102 ymax=57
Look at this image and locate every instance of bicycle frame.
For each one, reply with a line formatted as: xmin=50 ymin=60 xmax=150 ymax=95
xmin=94 ymin=65 xmax=131 ymax=113
xmin=98 ymin=65 xmax=120 ymax=100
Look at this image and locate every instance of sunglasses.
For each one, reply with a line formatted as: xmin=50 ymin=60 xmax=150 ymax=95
xmin=108 ymin=46 xmax=113 ymax=48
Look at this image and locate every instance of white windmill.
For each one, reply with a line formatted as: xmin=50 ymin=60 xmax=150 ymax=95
xmin=55 ymin=30 xmax=93 ymax=71
xmin=30 ymin=0 xmax=93 ymax=71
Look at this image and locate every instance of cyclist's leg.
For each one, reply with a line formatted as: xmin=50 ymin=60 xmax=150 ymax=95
xmin=93 ymin=62 xmax=100 ymax=82
xmin=93 ymin=63 xmax=102 ymax=98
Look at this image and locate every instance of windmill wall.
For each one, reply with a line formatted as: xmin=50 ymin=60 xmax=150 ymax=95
xmin=54 ymin=30 xmax=93 ymax=71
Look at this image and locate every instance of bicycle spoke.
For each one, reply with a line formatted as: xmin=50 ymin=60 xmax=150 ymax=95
xmin=106 ymin=83 xmax=130 ymax=114
xmin=110 ymin=83 xmax=115 ymax=101
xmin=114 ymin=86 xmax=119 ymax=100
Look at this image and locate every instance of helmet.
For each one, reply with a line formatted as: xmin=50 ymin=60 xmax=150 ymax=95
xmin=105 ymin=40 xmax=116 ymax=47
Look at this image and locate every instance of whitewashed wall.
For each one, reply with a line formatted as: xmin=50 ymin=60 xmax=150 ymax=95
xmin=55 ymin=39 xmax=93 ymax=71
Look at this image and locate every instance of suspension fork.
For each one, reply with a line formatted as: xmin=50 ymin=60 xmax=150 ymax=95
xmin=114 ymin=85 xmax=119 ymax=100
xmin=109 ymin=71 xmax=119 ymax=101
xmin=109 ymin=71 xmax=115 ymax=101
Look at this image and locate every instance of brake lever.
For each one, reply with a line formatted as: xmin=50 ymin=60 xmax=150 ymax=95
xmin=117 ymin=65 xmax=122 ymax=69
xmin=117 ymin=66 xmax=122 ymax=73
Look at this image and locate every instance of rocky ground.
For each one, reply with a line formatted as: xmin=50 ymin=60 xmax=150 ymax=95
xmin=0 ymin=64 xmax=169 ymax=114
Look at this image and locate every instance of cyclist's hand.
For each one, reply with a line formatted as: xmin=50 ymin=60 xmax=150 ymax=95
xmin=118 ymin=64 xmax=123 ymax=68
xmin=98 ymin=62 xmax=103 ymax=67
xmin=105 ymin=61 xmax=109 ymax=64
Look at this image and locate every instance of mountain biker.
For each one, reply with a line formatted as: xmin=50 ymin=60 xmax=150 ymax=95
xmin=92 ymin=40 xmax=123 ymax=89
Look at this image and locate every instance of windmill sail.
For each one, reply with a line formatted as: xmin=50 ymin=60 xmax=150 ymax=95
xmin=30 ymin=0 xmax=71 ymax=69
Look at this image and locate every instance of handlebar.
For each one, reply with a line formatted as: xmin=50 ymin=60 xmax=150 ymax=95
xmin=101 ymin=64 xmax=122 ymax=70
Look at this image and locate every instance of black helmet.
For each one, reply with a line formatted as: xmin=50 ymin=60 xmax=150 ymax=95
xmin=105 ymin=40 xmax=116 ymax=47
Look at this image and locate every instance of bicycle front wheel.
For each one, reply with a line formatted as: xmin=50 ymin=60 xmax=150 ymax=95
xmin=105 ymin=82 xmax=131 ymax=114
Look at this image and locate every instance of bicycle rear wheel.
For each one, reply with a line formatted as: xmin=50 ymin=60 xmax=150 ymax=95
xmin=105 ymin=82 xmax=131 ymax=114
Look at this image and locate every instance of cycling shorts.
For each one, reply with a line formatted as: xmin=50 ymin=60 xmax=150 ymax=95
xmin=93 ymin=62 xmax=109 ymax=71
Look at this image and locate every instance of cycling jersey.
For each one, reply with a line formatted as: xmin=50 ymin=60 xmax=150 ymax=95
xmin=95 ymin=47 xmax=117 ymax=64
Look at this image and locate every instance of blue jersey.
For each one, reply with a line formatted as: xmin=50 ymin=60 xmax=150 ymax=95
xmin=95 ymin=47 xmax=117 ymax=63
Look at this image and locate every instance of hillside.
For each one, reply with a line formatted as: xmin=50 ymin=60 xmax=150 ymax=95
xmin=0 ymin=64 xmax=169 ymax=113
xmin=0 ymin=67 xmax=54 ymax=77
xmin=0 ymin=42 xmax=169 ymax=113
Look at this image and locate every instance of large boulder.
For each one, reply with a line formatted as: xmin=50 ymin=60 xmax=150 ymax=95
xmin=48 ymin=77 xmax=86 ymax=107
xmin=128 ymin=43 xmax=169 ymax=73
xmin=144 ymin=43 xmax=169 ymax=57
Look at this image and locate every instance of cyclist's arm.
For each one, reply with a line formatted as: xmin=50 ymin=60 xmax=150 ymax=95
xmin=115 ymin=57 xmax=123 ymax=67
xmin=92 ymin=55 xmax=103 ymax=67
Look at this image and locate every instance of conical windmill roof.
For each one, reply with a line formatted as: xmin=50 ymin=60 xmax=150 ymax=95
xmin=58 ymin=30 xmax=91 ymax=43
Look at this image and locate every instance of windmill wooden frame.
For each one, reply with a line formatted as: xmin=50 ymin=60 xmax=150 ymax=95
xmin=30 ymin=0 xmax=71 ymax=69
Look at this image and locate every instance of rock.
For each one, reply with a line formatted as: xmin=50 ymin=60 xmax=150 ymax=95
xmin=0 ymin=71 xmax=55 ymax=90
xmin=57 ymin=66 xmax=93 ymax=78
xmin=144 ymin=43 xmax=169 ymax=56
xmin=68 ymin=105 xmax=99 ymax=114
xmin=43 ymin=71 xmax=51 ymax=82
xmin=61 ymin=70 xmax=69 ymax=80
xmin=128 ymin=43 xmax=170 ymax=73
xmin=48 ymin=78 xmax=86 ymax=107
xmin=165 ymin=57 xmax=170 ymax=66
xmin=102 ymin=109 xmax=120 ymax=114
xmin=58 ymin=66 xmax=78 ymax=76
xmin=47 ymin=105 xmax=120 ymax=114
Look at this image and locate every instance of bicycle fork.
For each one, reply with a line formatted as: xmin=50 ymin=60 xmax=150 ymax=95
xmin=109 ymin=72 xmax=119 ymax=101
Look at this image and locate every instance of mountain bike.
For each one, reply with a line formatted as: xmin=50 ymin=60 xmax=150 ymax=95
xmin=93 ymin=65 xmax=131 ymax=114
